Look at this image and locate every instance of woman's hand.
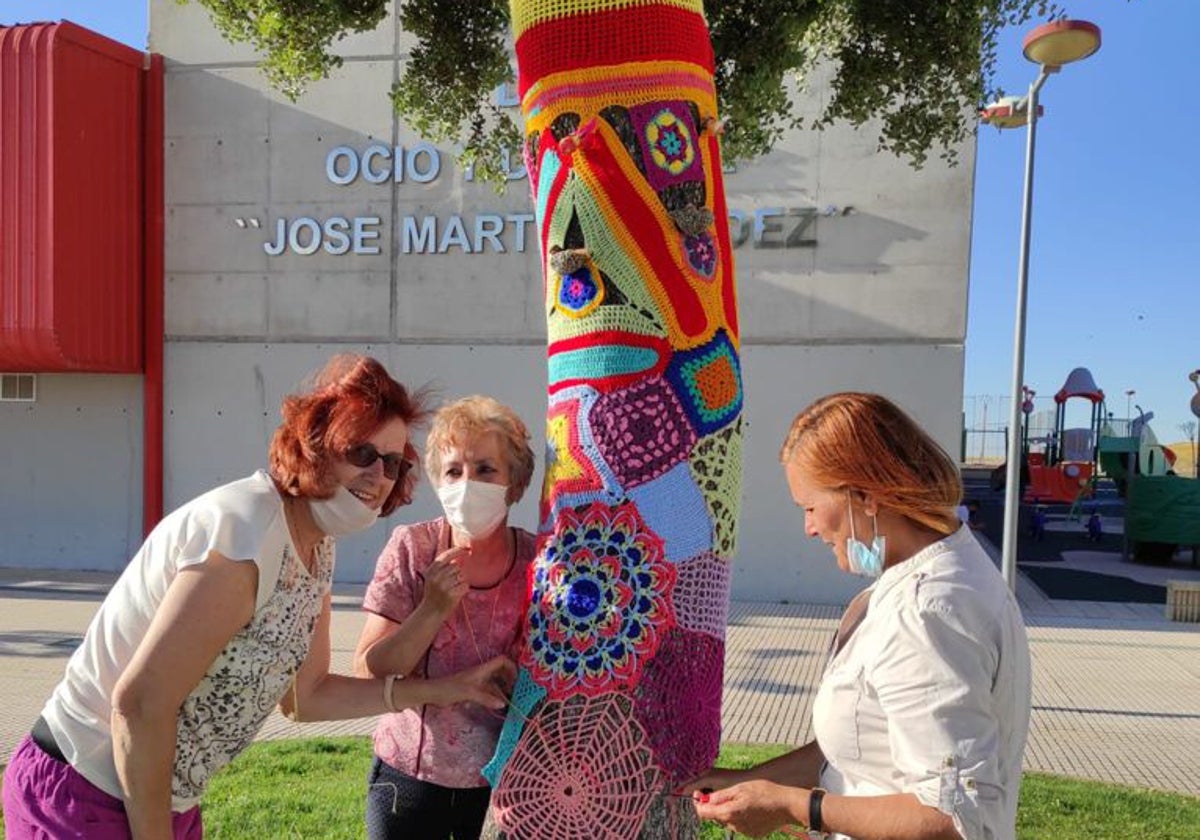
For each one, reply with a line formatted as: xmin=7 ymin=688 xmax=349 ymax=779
xmin=421 ymin=546 xmax=470 ymax=615
xmin=692 ymin=779 xmax=806 ymax=838
xmin=430 ymin=654 xmax=516 ymax=711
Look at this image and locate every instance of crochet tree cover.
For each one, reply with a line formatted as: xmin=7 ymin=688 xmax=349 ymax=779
xmin=483 ymin=2 xmax=741 ymax=837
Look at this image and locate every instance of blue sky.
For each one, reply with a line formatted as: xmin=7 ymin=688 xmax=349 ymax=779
xmin=6 ymin=0 xmax=1198 ymax=443
xmin=970 ymin=0 xmax=1200 ymax=445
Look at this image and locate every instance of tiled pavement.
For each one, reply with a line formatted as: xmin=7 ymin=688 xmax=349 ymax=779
xmin=1 ymin=544 xmax=1198 ymax=797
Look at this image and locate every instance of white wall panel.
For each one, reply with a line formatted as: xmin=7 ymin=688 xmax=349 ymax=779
xmin=0 ymin=376 xmax=143 ymax=570
xmin=161 ymin=341 xmax=963 ymax=603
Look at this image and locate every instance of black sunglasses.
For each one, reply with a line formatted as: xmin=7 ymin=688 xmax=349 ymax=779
xmin=344 ymin=443 xmax=412 ymax=481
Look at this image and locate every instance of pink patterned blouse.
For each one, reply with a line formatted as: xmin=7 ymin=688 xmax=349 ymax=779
xmin=363 ymin=517 xmax=536 ymax=788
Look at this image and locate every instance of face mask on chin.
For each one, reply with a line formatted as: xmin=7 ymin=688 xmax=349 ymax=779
xmin=845 ymin=494 xmax=886 ymax=578
xmin=309 ymin=484 xmax=380 ymax=537
xmin=437 ymin=479 xmax=509 ymax=540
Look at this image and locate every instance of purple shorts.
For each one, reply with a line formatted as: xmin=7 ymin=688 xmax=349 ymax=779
xmin=3 ymin=734 xmax=203 ymax=839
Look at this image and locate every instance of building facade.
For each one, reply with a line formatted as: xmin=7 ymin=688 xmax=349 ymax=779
xmin=0 ymin=1 xmax=974 ymax=604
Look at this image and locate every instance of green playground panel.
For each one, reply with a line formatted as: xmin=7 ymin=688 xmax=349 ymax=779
xmin=1126 ymin=476 xmax=1200 ymax=544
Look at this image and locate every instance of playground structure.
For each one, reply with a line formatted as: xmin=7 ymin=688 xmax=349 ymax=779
xmin=1022 ymin=367 xmax=1105 ymax=505
xmin=989 ymin=365 xmax=1200 ymax=565
xmin=1096 ymin=368 xmax=1200 ymax=563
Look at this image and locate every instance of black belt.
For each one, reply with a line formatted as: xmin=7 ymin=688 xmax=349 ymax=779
xmin=31 ymin=715 xmax=67 ymax=764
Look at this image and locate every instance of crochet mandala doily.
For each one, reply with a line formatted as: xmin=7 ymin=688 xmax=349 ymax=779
xmin=491 ymin=693 xmax=663 ymax=840
xmin=523 ymin=501 xmax=676 ymax=697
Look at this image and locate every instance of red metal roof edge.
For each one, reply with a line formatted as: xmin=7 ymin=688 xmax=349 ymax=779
xmin=52 ymin=20 xmax=146 ymax=67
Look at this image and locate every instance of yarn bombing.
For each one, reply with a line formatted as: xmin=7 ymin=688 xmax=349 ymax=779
xmin=483 ymin=1 xmax=741 ymax=837
xmin=523 ymin=501 xmax=676 ymax=697
xmin=481 ymin=668 xmax=547 ymax=788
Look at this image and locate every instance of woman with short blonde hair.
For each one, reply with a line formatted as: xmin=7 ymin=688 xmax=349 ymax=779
xmin=423 ymin=395 xmax=536 ymax=506
xmin=356 ymin=394 xmax=538 ymax=840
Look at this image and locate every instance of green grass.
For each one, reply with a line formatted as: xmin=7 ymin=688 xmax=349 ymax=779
xmin=3 ymin=738 xmax=1198 ymax=838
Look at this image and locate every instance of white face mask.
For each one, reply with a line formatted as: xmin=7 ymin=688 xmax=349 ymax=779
xmin=845 ymin=494 xmax=886 ymax=578
xmin=309 ymin=484 xmax=380 ymax=536
xmin=437 ymin=479 xmax=509 ymax=539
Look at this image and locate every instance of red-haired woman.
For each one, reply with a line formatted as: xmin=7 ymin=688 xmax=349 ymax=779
xmin=2 ymin=355 xmax=514 ymax=840
xmin=685 ymin=393 xmax=1032 ymax=840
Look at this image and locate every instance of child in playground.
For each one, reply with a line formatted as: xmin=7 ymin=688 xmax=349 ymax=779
xmin=1086 ymin=509 xmax=1104 ymax=542
xmin=1030 ymin=503 xmax=1047 ymax=541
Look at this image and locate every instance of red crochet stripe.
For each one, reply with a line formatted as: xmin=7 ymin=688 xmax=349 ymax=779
xmin=583 ymin=133 xmax=708 ymax=341
xmin=515 ymin=4 xmax=714 ymax=99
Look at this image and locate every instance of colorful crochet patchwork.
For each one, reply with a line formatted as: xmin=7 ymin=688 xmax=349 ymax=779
xmin=541 ymin=385 xmax=625 ymax=529
xmin=626 ymin=462 xmax=713 ymax=562
xmin=664 ymin=328 xmax=743 ymax=436
xmin=688 ymin=419 xmax=743 ymax=558
xmin=555 ymin=256 xmax=605 ymax=318
xmin=589 ymin=376 xmax=696 ymax=489
xmin=629 ymin=101 xmax=702 ymax=190
xmin=491 ymin=1 xmax=742 ymax=835
xmin=523 ymin=501 xmax=676 ymax=697
xmin=684 ymin=230 xmax=718 ymax=277
xmin=547 ymin=330 xmax=669 ymax=394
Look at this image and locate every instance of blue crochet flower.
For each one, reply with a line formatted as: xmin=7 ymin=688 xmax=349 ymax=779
xmin=523 ymin=501 xmax=675 ymax=697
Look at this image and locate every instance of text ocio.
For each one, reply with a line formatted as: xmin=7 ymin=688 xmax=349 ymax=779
xmin=261 ymin=143 xmax=822 ymax=257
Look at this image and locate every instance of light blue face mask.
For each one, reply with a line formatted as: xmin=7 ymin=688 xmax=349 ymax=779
xmin=845 ymin=494 xmax=886 ymax=578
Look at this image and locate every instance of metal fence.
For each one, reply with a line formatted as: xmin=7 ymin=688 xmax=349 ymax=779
xmin=960 ymin=395 xmax=1135 ymax=465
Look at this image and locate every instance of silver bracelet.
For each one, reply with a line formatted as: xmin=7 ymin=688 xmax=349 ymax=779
xmin=383 ymin=673 xmax=403 ymax=713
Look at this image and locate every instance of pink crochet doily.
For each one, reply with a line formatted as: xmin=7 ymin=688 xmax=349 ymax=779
xmin=491 ymin=693 xmax=663 ymax=840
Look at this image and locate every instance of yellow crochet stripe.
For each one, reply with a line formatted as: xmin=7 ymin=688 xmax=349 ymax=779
xmin=544 ymin=176 xmax=668 ymax=340
xmin=573 ymin=121 xmax=730 ymax=348
xmin=511 ymin=0 xmax=706 ymax=40
xmin=524 ymin=61 xmax=716 ymax=131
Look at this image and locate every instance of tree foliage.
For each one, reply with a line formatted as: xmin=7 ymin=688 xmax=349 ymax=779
xmin=187 ymin=0 xmax=1061 ymax=179
xmin=187 ymin=0 xmax=389 ymax=100
xmin=390 ymin=0 xmax=519 ymax=184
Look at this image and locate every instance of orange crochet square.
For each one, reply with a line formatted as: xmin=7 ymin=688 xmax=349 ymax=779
xmin=693 ymin=354 xmax=738 ymax=412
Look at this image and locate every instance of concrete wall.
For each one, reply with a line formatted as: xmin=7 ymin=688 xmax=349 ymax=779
xmin=0 ymin=375 xmax=144 ymax=571
xmin=0 ymin=2 xmax=973 ymax=604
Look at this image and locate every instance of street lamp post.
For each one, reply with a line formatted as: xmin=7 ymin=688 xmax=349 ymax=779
xmin=982 ymin=20 xmax=1101 ymax=591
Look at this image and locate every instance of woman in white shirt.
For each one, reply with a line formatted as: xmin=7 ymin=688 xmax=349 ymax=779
xmin=686 ymin=392 xmax=1032 ymax=840
xmin=2 ymin=354 xmax=514 ymax=840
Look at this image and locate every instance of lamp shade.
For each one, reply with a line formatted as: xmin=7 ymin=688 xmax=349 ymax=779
xmin=1023 ymin=19 xmax=1101 ymax=67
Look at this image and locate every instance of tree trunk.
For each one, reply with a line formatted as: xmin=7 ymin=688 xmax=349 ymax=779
xmin=481 ymin=2 xmax=741 ymax=837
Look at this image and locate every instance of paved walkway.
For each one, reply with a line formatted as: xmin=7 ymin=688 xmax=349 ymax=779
xmin=1 ymin=541 xmax=1198 ymax=797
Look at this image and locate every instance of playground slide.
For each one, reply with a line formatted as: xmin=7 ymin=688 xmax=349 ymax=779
xmin=1098 ymin=435 xmax=1138 ymax=495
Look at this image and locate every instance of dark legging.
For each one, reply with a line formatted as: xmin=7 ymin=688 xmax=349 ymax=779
xmin=365 ymin=757 xmax=491 ymax=840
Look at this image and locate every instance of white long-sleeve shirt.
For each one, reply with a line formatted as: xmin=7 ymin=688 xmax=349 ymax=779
xmin=812 ymin=526 xmax=1032 ymax=840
